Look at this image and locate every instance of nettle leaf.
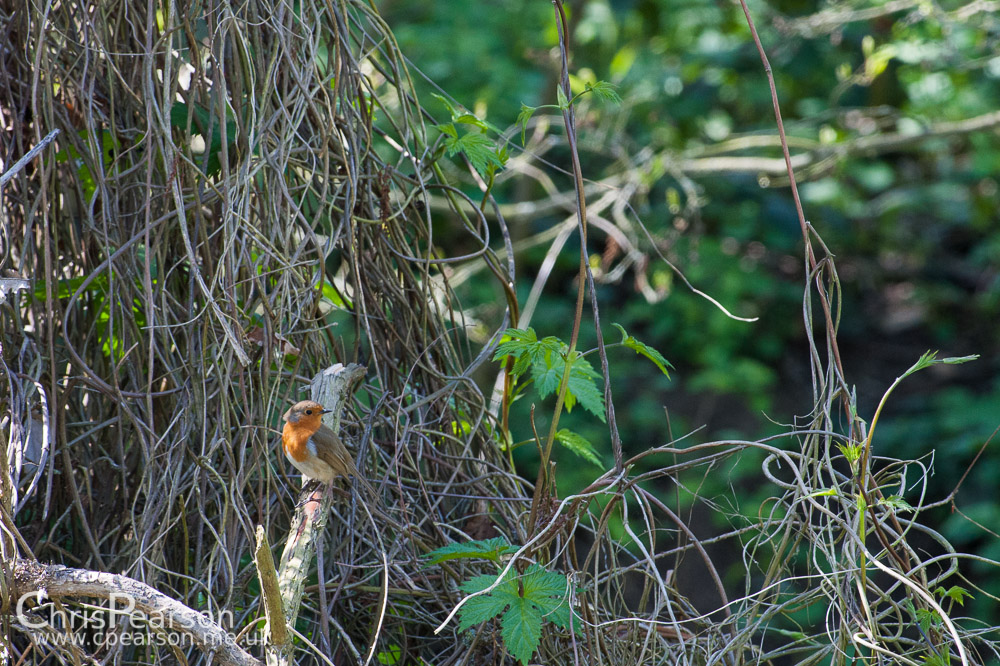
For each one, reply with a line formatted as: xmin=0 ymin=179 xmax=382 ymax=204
xmin=436 ymin=122 xmax=458 ymax=139
xmin=586 ymin=80 xmax=622 ymax=103
xmin=516 ymin=103 xmax=536 ymax=145
xmin=493 ymin=327 xmax=604 ymax=420
xmin=500 ymin=599 xmax=543 ymax=665
xmin=566 ymin=356 xmax=606 ymax=421
xmin=525 ymin=350 xmax=605 ymax=421
xmin=458 ymin=564 xmax=579 ymax=665
xmin=458 ymin=589 xmax=506 ymax=631
xmin=612 ymin=323 xmax=672 ymax=377
xmin=555 ymin=429 xmax=602 ymax=467
xmin=532 ymin=351 xmax=564 ymax=398
xmin=915 ymin=607 xmax=941 ymax=633
xmin=424 ymin=538 xmax=518 ymax=567
xmin=880 ymin=495 xmax=915 ymax=513
xmin=443 ymin=132 xmax=505 ymax=177
xmin=936 ymin=585 xmax=973 ymax=606
xmin=494 ymin=328 xmax=565 ymax=379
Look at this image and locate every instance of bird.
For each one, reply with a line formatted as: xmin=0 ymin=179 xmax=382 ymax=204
xmin=281 ymin=400 xmax=376 ymax=498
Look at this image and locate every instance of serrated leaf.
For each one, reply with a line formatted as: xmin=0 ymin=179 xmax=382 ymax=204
xmin=445 ymin=132 xmax=504 ymax=177
xmin=555 ymin=429 xmax=602 ymax=467
xmin=424 ymin=537 xmax=519 ymax=566
xmin=517 ymin=104 xmax=536 ymax=145
xmin=501 ymin=598 xmax=544 ymax=665
xmin=567 ymin=357 xmax=606 ymax=421
xmin=881 ymin=495 xmax=914 ymax=513
xmin=458 ymin=592 xmax=507 ymax=631
xmin=436 ymin=122 xmax=457 ymax=139
xmin=532 ymin=352 xmax=563 ymax=398
xmin=461 ymin=570 xmax=509 ymax=595
xmin=521 ymin=564 xmax=569 ymax=602
xmin=454 ymin=113 xmax=490 ymax=130
xmin=494 ymin=328 xmax=564 ymax=380
xmin=915 ymin=606 xmax=940 ymax=633
xmin=936 ymin=585 xmax=973 ymax=606
xmin=457 ymin=564 xmax=579 ymax=661
xmin=587 ymin=81 xmax=622 ymax=103
xmin=612 ymin=323 xmax=672 ymax=377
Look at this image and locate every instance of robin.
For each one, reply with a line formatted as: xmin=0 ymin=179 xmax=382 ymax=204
xmin=281 ymin=400 xmax=376 ymax=497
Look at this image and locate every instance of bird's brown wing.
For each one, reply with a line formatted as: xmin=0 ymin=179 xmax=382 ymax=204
xmin=313 ymin=425 xmax=378 ymax=498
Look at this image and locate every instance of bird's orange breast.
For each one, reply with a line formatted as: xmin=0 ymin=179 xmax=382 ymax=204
xmin=282 ymin=422 xmax=314 ymax=463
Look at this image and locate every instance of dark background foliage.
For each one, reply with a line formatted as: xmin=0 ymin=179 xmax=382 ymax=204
xmin=383 ymin=0 xmax=1000 ymax=624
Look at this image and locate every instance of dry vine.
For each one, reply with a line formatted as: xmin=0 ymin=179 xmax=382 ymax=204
xmin=1 ymin=0 xmax=997 ymax=665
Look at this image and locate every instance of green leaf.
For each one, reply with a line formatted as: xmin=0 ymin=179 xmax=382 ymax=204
xmin=430 ymin=92 xmax=459 ymax=118
xmin=836 ymin=442 xmax=863 ymax=464
xmin=321 ymin=280 xmax=351 ymax=308
xmin=454 ymin=113 xmax=490 ymax=131
xmin=443 ymin=132 xmax=505 ymax=177
xmin=436 ymin=122 xmax=458 ymax=139
xmin=905 ymin=350 xmax=979 ymax=378
xmin=457 ymin=564 xmax=579 ymax=664
xmin=494 ymin=328 xmax=564 ymax=379
xmin=531 ymin=351 xmax=563 ymax=398
xmin=880 ymin=495 xmax=915 ymax=513
xmin=915 ymin=606 xmax=941 ymax=633
xmin=936 ymin=585 xmax=973 ymax=606
xmin=556 ymin=85 xmax=569 ymax=109
xmin=459 ymin=588 xmax=507 ymax=631
xmin=376 ymin=644 xmax=402 ymax=665
xmin=586 ymin=80 xmax=622 ymax=103
xmin=492 ymin=327 xmax=604 ymax=419
xmin=612 ymin=323 xmax=672 ymax=377
xmin=555 ymin=429 xmax=602 ymax=467
xmin=500 ymin=598 xmax=543 ymax=665
xmin=566 ymin=356 xmax=606 ymax=420
xmin=516 ymin=103 xmax=536 ymax=145
xmin=424 ymin=538 xmax=518 ymax=566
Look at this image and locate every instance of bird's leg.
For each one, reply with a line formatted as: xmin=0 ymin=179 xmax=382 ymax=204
xmin=295 ymin=479 xmax=325 ymax=510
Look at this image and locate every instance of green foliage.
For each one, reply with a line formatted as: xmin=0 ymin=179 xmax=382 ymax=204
xmin=425 ymin=538 xmax=579 ymax=665
xmin=554 ymin=429 xmax=602 ymax=467
xmin=516 ymin=80 xmax=620 ymax=144
xmin=935 ymin=585 xmax=973 ymax=607
xmin=611 ymin=323 xmax=672 ymax=377
xmin=51 ymin=129 xmax=119 ymax=200
xmin=493 ymin=327 xmax=606 ymax=420
xmin=458 ymin=564 xmax=578 ymax=665
xmin=424 ymin=538 xmax=518 ymax=566
xmin=879 ymin=495 xmax=915 ymax=513
xmin=169 ymin=101 xmax=238 ymax=176
xmin=433 ymin=94 xmax=507 ymax=178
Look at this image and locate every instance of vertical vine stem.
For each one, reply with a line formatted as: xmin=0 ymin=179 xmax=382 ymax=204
xmin=528 ymin=0 xmax=625 ymax=535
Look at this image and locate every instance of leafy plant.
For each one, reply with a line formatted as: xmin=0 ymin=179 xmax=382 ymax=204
xmin=493 ymin=325 xmax=671 ymax=466
xmin=493 ymin=327 xmax=606 ymax=420
xmin=432 ymin=94 xmax=508 ymax=181
xmin=424 ymin=537 xmax=518 ymax=566
xmin=516 ymin=80 xmax=621 ymax=145
xmin=425 ymin=539 xmax=580 ymax=665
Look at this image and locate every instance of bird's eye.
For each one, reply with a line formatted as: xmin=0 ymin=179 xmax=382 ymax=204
xmin=305 ymin=409 xmax=313 ymax=415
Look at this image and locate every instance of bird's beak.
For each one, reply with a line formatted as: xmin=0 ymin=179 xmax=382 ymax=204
xmin=321 ymin=408 xmax=332 ymax=415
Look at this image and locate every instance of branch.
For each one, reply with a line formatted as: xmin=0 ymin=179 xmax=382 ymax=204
xmin=273 ymin=363 xmax=367 ymax=664
xmin=10 ymin=559 xmax=261 ymax=666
